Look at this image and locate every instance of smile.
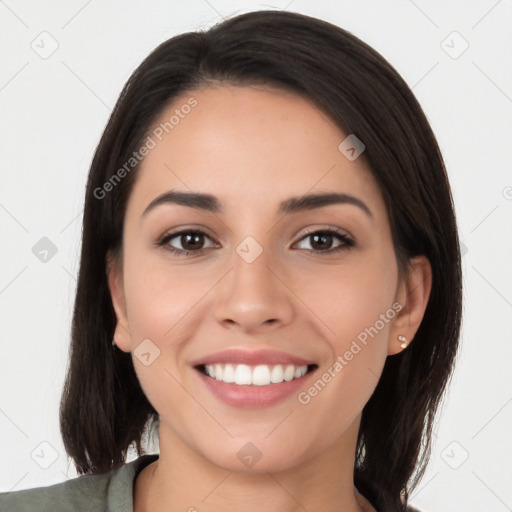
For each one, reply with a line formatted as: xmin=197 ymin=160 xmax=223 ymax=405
xmin=197 ymin=363 xmax=317 ymax=386
xmin=194 ymin=362 xmax=318 ymax=409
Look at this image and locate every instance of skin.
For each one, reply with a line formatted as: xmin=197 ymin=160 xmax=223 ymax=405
xmin=107 ymin=85 xmax=432 ymax=512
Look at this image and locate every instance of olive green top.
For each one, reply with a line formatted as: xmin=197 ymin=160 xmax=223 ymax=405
xmin=0 ymin=453 xmax=159 ymax=512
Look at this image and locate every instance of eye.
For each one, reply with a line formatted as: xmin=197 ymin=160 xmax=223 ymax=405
xmin=157 ymin=227 xmax=354 ymax=257
xmin=158 ymin=229 xmax=218 ymax=256
xmin=293 ymin=228 xmax=354 ymax=254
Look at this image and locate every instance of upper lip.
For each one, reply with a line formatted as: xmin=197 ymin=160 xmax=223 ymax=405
xmin=190 ymin=348 xmax=316 ymax=367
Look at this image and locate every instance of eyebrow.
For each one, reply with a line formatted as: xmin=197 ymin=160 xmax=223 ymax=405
xmin=142 ymin=190 xmax=373 ymax=218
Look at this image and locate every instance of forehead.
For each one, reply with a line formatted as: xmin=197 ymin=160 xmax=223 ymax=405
xmin=128 ymin=85 xmax=385 ymax=219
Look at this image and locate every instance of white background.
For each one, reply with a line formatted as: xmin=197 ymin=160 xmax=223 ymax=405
xmin=1 ymin=1 xmax=511 ymax=510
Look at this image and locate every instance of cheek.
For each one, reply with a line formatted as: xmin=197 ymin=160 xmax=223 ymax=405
xmin=290 ymin=250 xmax=397 ymax=402
xmin=124 ymin=241 xmax=205 ymax=325
xmin=121 ymin=257 xmax=215 ymax=416
xmin=291 ymin=262 xmax=397 ymax=450
xmin=122 ymin=252 xmax=220 ymax=365
xmin=290 ymin=250 xmax=398 ymax=343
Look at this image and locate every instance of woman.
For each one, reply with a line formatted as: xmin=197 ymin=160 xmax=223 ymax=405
xmin=0 ymin=9 xmax=461 ymax=512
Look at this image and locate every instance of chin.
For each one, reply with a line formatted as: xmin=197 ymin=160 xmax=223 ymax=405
xmin=197 ymin=437 xmax=313 ymax=475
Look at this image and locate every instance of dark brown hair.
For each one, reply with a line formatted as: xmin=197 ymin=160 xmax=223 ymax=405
xmin=59 ymin=10 xmax=462 ymax=511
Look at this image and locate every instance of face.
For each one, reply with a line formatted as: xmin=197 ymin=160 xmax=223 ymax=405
xmin=108 ymin=84 xmax=423 ymax=473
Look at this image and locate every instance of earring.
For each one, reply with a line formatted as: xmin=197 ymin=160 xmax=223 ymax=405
xmin=397 ymin=335 xmax=408 ymax=349
xmin=112 ymin=333 xmax=119 ymax=349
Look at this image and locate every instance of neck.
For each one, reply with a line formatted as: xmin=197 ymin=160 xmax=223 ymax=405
xmin=134 ymin=417 xmax=374 ymax=512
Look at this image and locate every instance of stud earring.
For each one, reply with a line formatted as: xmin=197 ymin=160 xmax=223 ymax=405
xmin=112 ymin=333 xmax=119 ymax=349
xmin=397 ymin=335 xmax=408 ymax=349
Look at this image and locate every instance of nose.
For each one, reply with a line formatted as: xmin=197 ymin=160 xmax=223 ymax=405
xmin=213 ymin=248 xmax=294 ymax=334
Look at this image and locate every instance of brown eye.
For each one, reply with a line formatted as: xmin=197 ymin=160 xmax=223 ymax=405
xmin=159 ymin=230 xmax=217 ymax=255
xmin=177 ymin=232 xmax=205 ymax=251
xmin=294 ymin=228 xmax=354 ymax=253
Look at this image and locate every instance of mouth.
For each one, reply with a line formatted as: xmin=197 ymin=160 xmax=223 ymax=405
xmin=194 ymin=363 xmax=319 ymax=386
xmin=193 ymin=362 xmax=319 ymax=409
xmin=190 ymin=348 xmax=319 ymax=408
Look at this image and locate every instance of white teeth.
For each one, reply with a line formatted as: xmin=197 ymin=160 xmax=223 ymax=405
xmin=283 ymin=365 xmax=295 ymax=382
xmin=203 ymin=363 xmax=309 ymax=386
xmin=234 ymin=364 xmax=252 ymax=385
xmin=270 ymin=364 xmax=284 ymax=383
xmin=252 ymin=365 xmax=271 ymax=386
xmin=222 ymin=364 xmax=235 ymax=383
xmin=294 ymin=366 xmax=307 ymax=378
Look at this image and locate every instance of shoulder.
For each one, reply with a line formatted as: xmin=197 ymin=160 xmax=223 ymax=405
xmin=0 ymin=454 xmax=159 ymax=512
xmin=0 ymin=472 xmax=111 ymax=512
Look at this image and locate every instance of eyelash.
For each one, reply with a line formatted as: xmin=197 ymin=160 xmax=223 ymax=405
xmin=156 ymin=227 xmax=355 ymax=257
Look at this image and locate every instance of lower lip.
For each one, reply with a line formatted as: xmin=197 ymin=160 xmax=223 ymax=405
xmin=195 ymin=367 xmax=317 ymax=408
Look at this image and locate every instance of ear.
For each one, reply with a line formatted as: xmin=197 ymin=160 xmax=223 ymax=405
xmin=388 ymin=255 xmax=432 ymax=355
xmin=106 ymin=250 xmax=131 ymax=352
